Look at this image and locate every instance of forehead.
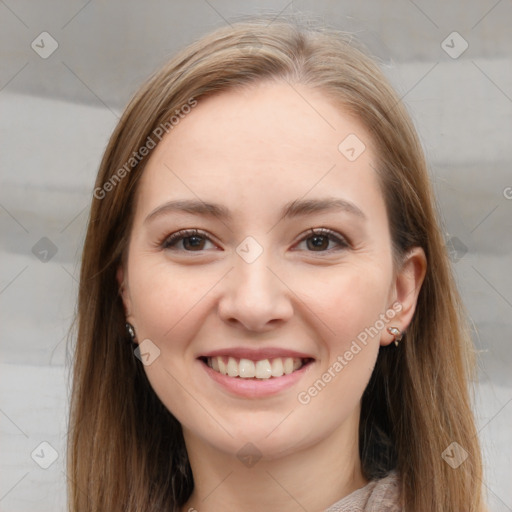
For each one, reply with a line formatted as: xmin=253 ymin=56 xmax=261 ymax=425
xmin=153 ymin=81 xmax=372 ymax=164
xmin=135 ymin=81 xmax=384 ymax=221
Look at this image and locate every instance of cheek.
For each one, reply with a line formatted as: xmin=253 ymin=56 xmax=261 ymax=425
xmin=127 ymin=256 xmax=219 ymax=345
xmin=293 ymin=263 xmax=391 ymax=395
xmin=126 ymin=258 xmax=225 ymax=426
xmin=291 ymin=270 xmax=388 ymax=434
xmin=293 ymin=261 xmax=392 ymax=344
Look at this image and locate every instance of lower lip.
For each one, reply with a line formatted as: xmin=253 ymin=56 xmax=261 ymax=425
xmin=199 ymin=359 xmax=313 ymax=398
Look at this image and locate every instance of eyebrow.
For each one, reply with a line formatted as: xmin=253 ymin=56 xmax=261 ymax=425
xmin=144 ymin=197 xmax=366 ymax=224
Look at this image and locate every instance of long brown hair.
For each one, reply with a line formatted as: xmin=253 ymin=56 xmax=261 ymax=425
xmin=68 ymin=16 xmax=485 ymax=511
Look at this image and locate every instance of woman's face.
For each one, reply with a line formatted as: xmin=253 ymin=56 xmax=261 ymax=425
xmin=119 ymin=81 xmax=419 ymax=460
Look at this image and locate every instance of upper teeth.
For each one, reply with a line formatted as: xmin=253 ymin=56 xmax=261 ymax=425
xmin=207 ymin=356 xmax=303 ymax=379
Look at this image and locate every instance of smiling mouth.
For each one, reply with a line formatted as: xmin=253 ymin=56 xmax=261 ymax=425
xmin=199 ymin=356 xmax=314 ymax=379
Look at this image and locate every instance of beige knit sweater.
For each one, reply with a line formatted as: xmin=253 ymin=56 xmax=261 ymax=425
xmin=324 ymin=471 xmax=401 ymax=511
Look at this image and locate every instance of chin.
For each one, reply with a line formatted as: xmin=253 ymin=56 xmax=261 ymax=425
xmin=185 ymin=407 xmax=329 ymax=462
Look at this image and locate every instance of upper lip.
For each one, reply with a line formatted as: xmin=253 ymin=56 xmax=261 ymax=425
xmin=199 ymin=347 xmax=315 ymax=361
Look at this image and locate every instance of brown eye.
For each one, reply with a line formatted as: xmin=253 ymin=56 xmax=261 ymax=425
xmin=295 ymin=228 xmax=349 ymax=253
xmin=307 ymin=234 xmax=330 ymax=251
xmin=162 ymin=229 xmax=215 ymax=251
xmin=182 ymin=235 xmax=206 ymax=250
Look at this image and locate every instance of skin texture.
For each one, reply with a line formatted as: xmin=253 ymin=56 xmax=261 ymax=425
xmin=118 ymin=81 xmax=426 ymax=512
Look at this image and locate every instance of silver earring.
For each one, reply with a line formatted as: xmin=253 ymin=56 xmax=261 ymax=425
xmin=126 ymin=322 xmax=136 ymax=341
xmin=387 ymin=326 xmax=403 ymax=347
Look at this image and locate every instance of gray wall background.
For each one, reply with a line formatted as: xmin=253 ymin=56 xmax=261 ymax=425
xmin=1 ymin=1 xmax=511 ymax=511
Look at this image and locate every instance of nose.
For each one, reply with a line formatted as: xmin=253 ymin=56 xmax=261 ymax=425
xmin=217 ymin=251 xmax=294 ymax=333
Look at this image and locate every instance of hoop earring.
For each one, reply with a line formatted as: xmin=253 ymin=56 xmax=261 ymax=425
xmin=387 ymin=326 xmax=403 ymax=347
xmin=126 ymin=322 xmax=137 ymax=342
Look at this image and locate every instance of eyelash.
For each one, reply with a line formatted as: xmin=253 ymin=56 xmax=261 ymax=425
xmin=159 ymin=228 xmax=350 ymax=253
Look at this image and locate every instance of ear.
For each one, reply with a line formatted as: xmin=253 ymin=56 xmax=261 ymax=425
xmin=381 ymin=247 xmax=427 ymax=346
xmin=116 ymin=265 xmax=133 ymax=318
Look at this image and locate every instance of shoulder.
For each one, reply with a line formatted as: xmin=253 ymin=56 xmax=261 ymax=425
xmin=366 ymin=471 xmax=401 ymax=511
xmin=325 ymin=471 xmax=402 ymax=512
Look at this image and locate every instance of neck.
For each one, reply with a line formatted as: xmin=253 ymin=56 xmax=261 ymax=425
xmin=181 ymin=409 xmax=367 ymax=512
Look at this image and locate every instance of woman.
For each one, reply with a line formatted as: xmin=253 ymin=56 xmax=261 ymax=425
xmin=68 ymin=16 xmax=486 ymax=511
